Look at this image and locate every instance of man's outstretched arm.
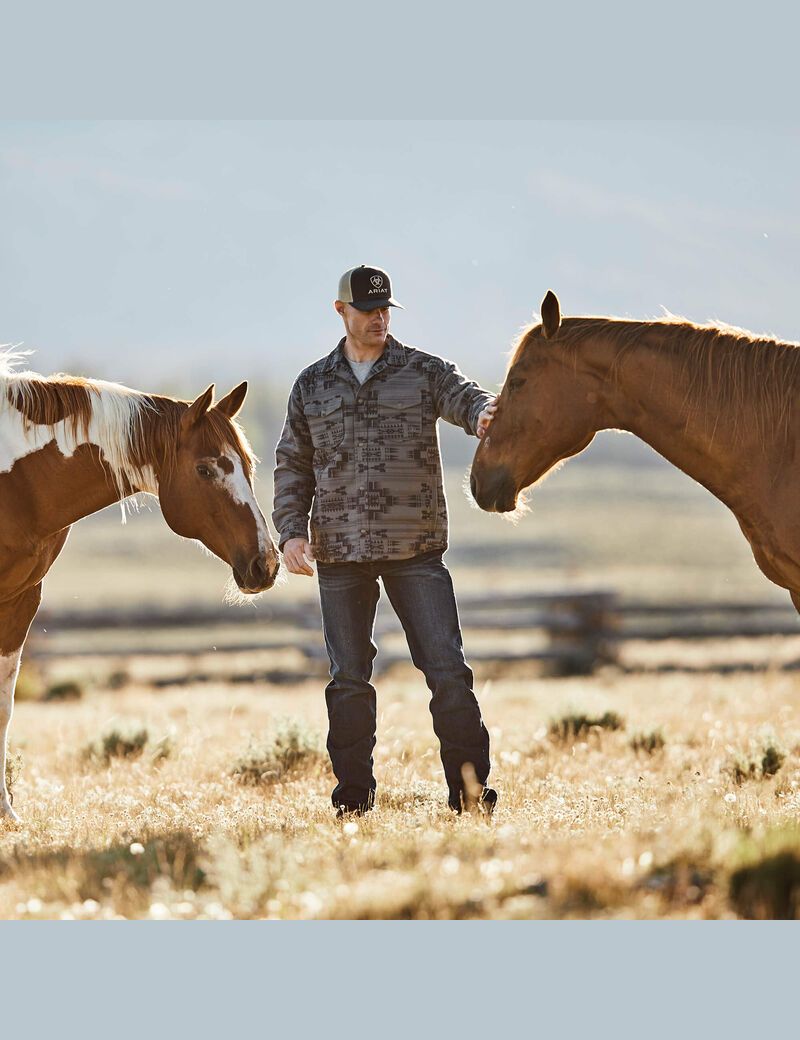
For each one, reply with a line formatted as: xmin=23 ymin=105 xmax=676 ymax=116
xmin=434 ymin=359 xmax=498 ymax=438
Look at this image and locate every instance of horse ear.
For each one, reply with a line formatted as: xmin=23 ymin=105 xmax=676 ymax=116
xmin=215 ymin=381 xmax=248 ymax=419
xmin=182 ymin=384 xmax=215 ymax=429
xmin=541 ymin=290 xmax=561 ymax=340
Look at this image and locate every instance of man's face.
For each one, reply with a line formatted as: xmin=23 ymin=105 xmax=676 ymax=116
xmin=335 ymin=302 xmax=391 ymax=348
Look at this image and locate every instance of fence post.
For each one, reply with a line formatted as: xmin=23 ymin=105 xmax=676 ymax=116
xmin=543 ymin=592 xmax=619 ymax=676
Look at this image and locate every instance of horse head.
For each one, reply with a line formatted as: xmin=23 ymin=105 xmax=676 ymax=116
xmin=470 ymin=291 xmax=600 ymax=513
xmin=158 ymin=382 xmax=280 ymax=593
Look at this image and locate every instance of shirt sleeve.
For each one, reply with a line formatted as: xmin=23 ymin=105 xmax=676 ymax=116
xmin=272 ymin=379 xmax=315 ymax=550
xmin=432 ymin=359 xmax=496 ymax=436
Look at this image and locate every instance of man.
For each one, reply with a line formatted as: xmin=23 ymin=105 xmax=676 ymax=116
xmin=273 ymin=265 xmax=498 ymax=816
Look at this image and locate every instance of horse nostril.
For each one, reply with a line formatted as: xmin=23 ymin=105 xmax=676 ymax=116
xmin=470 ymin=473 xmax=477 ymax=498
xmin=237 ymin=553 xmax=279 ymax=591
xmin=248 ymin=556 xmax=268 ymax=586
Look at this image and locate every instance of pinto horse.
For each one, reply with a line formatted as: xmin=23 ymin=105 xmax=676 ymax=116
xmin=0 ymin=351 xmax=280 ymax=821
xmin=471 ymin=290 xmax=800 ymax=614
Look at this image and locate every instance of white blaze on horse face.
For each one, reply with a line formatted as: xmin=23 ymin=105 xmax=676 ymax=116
xmin=0 ymin=649 xmax=22 ymax=822
xmin=220 ymin=450 xmax=270 ymax=557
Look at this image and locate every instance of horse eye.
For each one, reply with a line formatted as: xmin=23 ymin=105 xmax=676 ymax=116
xmin=507 ymin=377 xmax=526 ymax=392
xmin=196 ymin=464 xmax=213 ymax=479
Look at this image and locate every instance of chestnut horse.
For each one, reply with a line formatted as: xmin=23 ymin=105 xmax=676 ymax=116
xmin=0 ymin=351 xmax=280 ymax=821
xmin=471 ymin=291 xmax=800 ymax=613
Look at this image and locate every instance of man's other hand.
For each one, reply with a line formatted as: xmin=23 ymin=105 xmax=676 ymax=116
xmin=477 ymin=397 xmax=498 ymax=439
xmin=283 ymin=538 xmax=316 ymax=576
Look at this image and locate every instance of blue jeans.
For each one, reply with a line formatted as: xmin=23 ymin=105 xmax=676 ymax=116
xmin=317 ymin=549 xmax=491 ymax=810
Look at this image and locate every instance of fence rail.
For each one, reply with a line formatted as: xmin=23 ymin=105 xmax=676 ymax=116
xmin=616 ymin=600 xmax=800 ymax=641
xmin=30 ymin=592 xmax=800 ymax=677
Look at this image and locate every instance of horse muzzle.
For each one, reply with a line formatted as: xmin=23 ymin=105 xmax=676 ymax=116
xmin=233 ymin=550 xmax=280 ymax=593
xmin=469 ymin=464 xmax=518 ymax=513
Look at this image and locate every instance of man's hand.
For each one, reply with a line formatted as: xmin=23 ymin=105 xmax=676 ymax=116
xmin=283 ymin=537 xmax=316 ymax=576
xmin=476 ymin=397 xmax=498 ymax=439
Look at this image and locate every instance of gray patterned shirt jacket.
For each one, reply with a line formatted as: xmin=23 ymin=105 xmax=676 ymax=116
xmin=273 ymin=335 xmax=494 ymax=564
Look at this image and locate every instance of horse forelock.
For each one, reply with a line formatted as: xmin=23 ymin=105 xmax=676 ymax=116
xmin=506 ymin=322 xmax=540 ymax=373
xmin=135 ymin=398 xmax=257 ymax=485
xmin=202 ymin=409 xmax=257 ymax=482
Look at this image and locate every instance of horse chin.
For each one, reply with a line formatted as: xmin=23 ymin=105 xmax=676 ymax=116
xmin=492 ymin=488 xmax=520 ymax=513
xmin=232 ymin=570 xmax=277 ymax=595
xmin=487 ymin=484 xmax=524 ymax=515
xmin=486 ymin=479 xmax=531 ymax=523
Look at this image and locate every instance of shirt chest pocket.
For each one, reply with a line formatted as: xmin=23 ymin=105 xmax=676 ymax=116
xmin=379 ymin=393 xmax=423 ymax=442
xmin=305 ymin=395 xmax=345 ymax=453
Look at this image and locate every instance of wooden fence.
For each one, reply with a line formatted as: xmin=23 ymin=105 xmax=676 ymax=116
xmin=29 ymin=590 xmax=800 ymax=681
xmin=616 ymin=599 xmax=800 ymax=641
xmin=31 ymin=590 xmax=618 ymax=677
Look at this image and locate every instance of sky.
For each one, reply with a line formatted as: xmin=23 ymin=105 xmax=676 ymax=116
xmin=2 ymin=120 xmax=799 ymax=402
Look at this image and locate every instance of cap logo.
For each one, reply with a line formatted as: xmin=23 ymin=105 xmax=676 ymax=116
xmin=370 ymin=275 xmax=384 ymax=289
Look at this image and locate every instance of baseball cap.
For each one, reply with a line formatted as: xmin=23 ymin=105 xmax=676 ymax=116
xmin=337 ymin=265 xmax=404 ymax=312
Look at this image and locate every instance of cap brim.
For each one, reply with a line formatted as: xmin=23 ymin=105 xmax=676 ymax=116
xmin=349 ymin=297 xmax=404 ymax=312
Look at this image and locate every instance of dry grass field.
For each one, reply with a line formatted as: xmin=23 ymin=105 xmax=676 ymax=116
xmin=3 ymin=450 xmax=800 ymax=920
xmin=3 ymin=669 xmax=800 ymax=920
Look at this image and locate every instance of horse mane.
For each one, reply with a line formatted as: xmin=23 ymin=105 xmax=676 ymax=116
xmin=0 ymin=348 xmax=255 ymax=496
xmin=510 ymin=315 xmax=800 ymax=443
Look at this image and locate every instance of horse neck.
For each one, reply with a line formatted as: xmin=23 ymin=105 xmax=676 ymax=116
xmin=10 ymin=442 xmax=132 ymax=542
xmin=590 ymin=324 xmax=768 ymax=510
